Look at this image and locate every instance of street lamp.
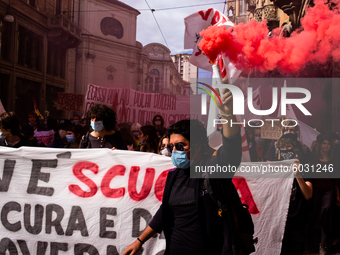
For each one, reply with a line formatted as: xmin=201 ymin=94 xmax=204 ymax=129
xmin=4 ymin=1 xmax=14 ymax=23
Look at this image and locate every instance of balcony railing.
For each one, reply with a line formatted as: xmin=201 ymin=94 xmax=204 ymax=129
xmin=47 ymin=15 xmax=82 ymax=48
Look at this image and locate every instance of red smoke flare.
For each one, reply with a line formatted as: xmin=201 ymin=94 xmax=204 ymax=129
xmin=198 ymin=0 xmax=340 ymax=73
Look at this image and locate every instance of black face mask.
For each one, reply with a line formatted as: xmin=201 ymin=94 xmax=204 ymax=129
xmin=280 ymin=149 xmax=295 ymax=160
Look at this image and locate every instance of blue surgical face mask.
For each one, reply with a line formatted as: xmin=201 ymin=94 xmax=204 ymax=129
xmin=66 ymin=135 xmax=76 ymax=144
xmin=171 ymin=150 xmax=190 ymax=169
xmin=91 ymin=120 xmax=104 ymax=132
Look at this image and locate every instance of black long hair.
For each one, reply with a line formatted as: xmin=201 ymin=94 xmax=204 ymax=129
xmin=140 ymin=125 xmax=159 ymax=153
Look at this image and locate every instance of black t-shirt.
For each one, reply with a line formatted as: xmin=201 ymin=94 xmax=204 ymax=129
xmin=286 ymin=177 xmax=313 ymax=228
xmin=272 ymin=144 xmax=313 ymax=228
xmin=168 ymin=168 xmax=205 ymax=255
xmin=81 ymin=131 xmax=127 ymax=149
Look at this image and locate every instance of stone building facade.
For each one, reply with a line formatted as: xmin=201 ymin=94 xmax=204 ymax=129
xmin=0 ymin=0 xmax=186 ymax=123
xmin=0 ymin=0 xmax=81 ymax=122
xmin=71 ymin=0 xmax=186 ymax=100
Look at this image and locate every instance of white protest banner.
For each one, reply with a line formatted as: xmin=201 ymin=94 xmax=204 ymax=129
xmin=84 ymin=84 xmax=201 ymax=127
xmin=0 ymin=147 xmax=294 ymax=255
xmin=233 ymin=160 xmax=295 ymax=255
xmin=0 ymin=147 xmax=174 ymax=254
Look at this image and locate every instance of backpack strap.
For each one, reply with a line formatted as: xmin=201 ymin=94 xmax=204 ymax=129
xmin=80 ymin=132 xmax=91 ymax=148
xmin=203 ymin=175 xmax=225 ymax=217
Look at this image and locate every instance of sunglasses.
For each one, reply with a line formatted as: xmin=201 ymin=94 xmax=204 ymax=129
xmin=167 ymin=142 xmax=186 ymax=152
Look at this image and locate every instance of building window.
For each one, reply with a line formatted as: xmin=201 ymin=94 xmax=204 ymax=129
xmin=60 ymin=48 xmax=66 ymax=78
xmin=47 ymin=42 xmax=66 ymax=78
xmin=29 ymin=0 xmax=37 ymax=8
xmin=0 ymin=19 xmax=12 ymax=61
xmin=100 ymin=17 xmax=124 ymax=39
xmin=150 ymin=69 xmax=159 ymax=75
xmin=239 ymin=0 xmax=247 ymax=15
xmin=0 ymin=74 xmax=9 ymax=109
xmin=228 ymin=7 xmax=234 ymax=17
xmin=56 ymin=0 xmax=62 ymax=14
xmin=149 ymin=69 xmax=160 ymax=92
xmin=17 ymin=26 xmax=42 ymax=70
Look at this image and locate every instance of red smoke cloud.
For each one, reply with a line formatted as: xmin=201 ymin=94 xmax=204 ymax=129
xmin=198 ymin=0 xmax=340 ymax=73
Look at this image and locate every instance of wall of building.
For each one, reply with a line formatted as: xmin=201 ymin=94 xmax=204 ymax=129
xmin=0 ymin=0 xmax=81 ymax=123
xmin=72 ymin=0 xmax=186 ymax=99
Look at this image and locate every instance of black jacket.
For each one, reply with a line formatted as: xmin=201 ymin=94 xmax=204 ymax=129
xmin=149 ymin=132 xmax=242 ymax=255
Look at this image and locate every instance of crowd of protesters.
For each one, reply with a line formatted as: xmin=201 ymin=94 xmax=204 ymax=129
xmin=1 ymin=104 xmax=340 ymax=254
xmin=0 ymin=105 xmax=171 ymax=154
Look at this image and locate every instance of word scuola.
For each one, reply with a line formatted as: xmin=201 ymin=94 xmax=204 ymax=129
xmin=0 ymin=159 xmax=169 ymax=202
xmin=213 ymin=118 xmax=298 ymax=127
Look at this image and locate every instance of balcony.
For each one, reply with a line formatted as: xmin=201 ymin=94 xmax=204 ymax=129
xmin=272 ymin=0 xmax=303 ymax=29
xmin=47 ymin=15 xmax=82 ymax=48
xmin=246 ymin=0 xmax=256 ymax=13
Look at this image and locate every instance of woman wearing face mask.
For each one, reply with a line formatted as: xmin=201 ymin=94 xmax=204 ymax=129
xmin=0 ymin=112 xmax=28 ymax=148
xmin=158 ymin=134 xmax=171 ymax=156
xmin=123 ymin=88 xmax=243 ymax=255
xmin=138 ymin=125 xmax=159 ymax=153
xmin=274 ymin=133 xmax=313 ymax=255
xmin=307 ymin=135 xmax=339 ymax=255
xmin=152 ymin=115 xmax=167 ymax=137
xmin=64 ymin=125 xmax=84 ymax=148
xmin=50 ymin=119 xmax=72 ymax=148
xmin=79 ymin=104 xmax=127 ymax=149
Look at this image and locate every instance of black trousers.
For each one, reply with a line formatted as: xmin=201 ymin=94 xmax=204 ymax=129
xmin=281 ymin=225 xmax=305 ymax=255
